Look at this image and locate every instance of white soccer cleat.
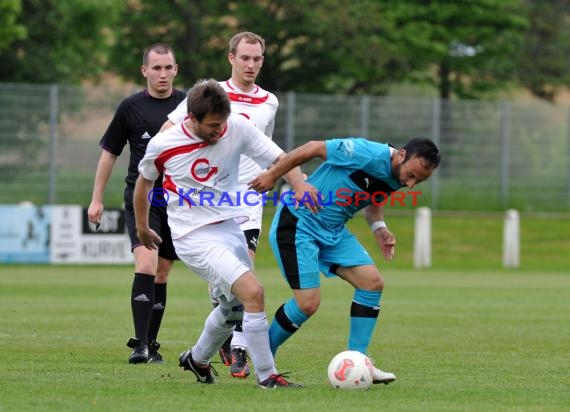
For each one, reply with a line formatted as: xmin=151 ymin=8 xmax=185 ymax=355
xmin=371 ymin=365 xmax=396 ymax=385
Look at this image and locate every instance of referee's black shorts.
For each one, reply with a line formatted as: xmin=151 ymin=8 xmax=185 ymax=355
xmin=123 ymin=185 xmax=179 ymax=261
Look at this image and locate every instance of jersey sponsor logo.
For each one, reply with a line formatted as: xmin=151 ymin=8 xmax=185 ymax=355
xmin=141 ymin=131 xmax=152 ymax=139
xmin=190 ymin=158 xmax=218 ymax=182
xmin=227 ymin=91 xmax=269 ymax=105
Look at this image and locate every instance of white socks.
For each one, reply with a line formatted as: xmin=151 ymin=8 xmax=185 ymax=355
xmin=242 ymin=311 xmax=277 ymax=381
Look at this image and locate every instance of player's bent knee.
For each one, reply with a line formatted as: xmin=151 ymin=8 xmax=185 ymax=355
xmin=242 ymin=285 xmax=264 ymax=310
xmin=361 ymin=270 xmax=384 ymax=291
xmin=232 ymin=273 xmax=265 ymax=308
xmin=297 ymin=298 xmax=320 ymax=316
xmin=372 ymin=274 xmax=385 ymax=291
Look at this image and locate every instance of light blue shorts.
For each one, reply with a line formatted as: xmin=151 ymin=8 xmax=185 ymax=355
xmin=269 ymin=205 xmax=373 ymax=289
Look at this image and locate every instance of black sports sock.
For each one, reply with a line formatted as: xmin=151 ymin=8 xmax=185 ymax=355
xmin=131 ymin=273 xmax=155 ymax=343
xmin=148 ymin=282 xmax=167 ymax=343
xmin=234 ymin=321 xmax=243 ymax=333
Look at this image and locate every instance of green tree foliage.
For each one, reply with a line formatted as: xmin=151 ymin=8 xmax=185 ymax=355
xmin=516 ymin=0 xmax=570 ymax=101
xmin=0 ymin=0 xmax=26 ymax=52
xmin=383 ymin=0 xmax=529 ymax=99
xmin=107 ymin=0 xmax=433 ymax=94
xmin=109 ymin=0 xmax=231 ymax=89
xmin=0 ymin=0 xmax=121 ymax=83
xmin=110 ymin=0 xmax=531 ymax=98
xmin=2 ymin=0 xmax=570 ymax=102
xmin=229 ymin=0 xmax=410 ymax=94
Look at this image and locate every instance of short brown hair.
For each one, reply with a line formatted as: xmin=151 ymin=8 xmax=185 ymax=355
xmin=142 ymin=43 xmax=176 ymax=65
xmin=228 ymin=32 xmax=265 ymax=55
xmin=187 ymin=79 xmax=231 ymax=122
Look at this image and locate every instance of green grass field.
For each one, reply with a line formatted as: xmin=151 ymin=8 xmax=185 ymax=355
xmin=1 ymin=213 xmax=569 ymax=411
xmin=1 ymin=264 xmax=569 ymax=412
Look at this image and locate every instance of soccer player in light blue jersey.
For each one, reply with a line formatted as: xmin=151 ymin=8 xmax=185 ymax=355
xmin=249 ymin=137 xmax=441 ymax=385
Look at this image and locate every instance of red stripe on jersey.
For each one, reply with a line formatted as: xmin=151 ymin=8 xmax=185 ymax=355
xmin=163 ymin=174 xmax=177 ymax=195
xmin=154 ymin=142 xmax=209 ymax=174
xmin=227 ymin=91 xmax=269 ymax=105
xmin=163 ymin=174 xmax=192 ymax=208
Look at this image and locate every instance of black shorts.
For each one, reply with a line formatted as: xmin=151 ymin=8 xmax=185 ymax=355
xmin=124 ymin=185 xmax=179 ymax=261
xmin=243 ymin=228 xmax=261 ymax=253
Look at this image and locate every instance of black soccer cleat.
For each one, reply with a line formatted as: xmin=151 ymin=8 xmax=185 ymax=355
xmin=218 ymin=335 xmax=232 ymax=366
xmin=258 ymin=373 xmax=303 ymax=389
xmin=179 ymin=349 xmax=217 ymax=384
xmin=126 ymin=338 xmax=148 ymax=364
xmin=230 ymin=347 xmax=250 ymax=378
xmin=148 ymin=340 xmax=164 ymax=364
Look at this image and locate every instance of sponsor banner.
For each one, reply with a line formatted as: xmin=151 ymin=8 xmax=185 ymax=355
xmin=50 ymin=205 xmax=82 ymax=263
xmin=51 ymin=205 xmax=133 ymax=264
xmin=0 ymin=203 xmax=51 ymax=263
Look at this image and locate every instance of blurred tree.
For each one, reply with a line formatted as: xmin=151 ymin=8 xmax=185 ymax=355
xmin=0 ymin=0 xmax=122 ymax=193
xmin=1 ymin=0 xmax=569 ymax=102
xmin=516 ymin=0 xmax=570 ymax=102
xmin=384 ymin=0 xmax=529 ymax=99
xmin=109 ymin=0 xmax=231 ymax=89
xmin=222 ymin=0 xmax=324 ymax=92
xmin=0 ymin=0 xmax=26 ymax=52
xmin=110 ymin=0 xmax=532 ymax=99
xmin=228 ymin=0 xmax=409 ymax=94
xmin=109 ymin=0 xmax=419 ymax=93
xmin=0 ymin=0 xmax=121 ymax=83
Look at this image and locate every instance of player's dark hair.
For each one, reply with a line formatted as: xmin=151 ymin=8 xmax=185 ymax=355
xmin=403 ymin=137 xmax=441 ymax=168
xmin=143 ymin=43 xmax=176 ymax=65
xmin=187 ymin=79 xmax=231 ymax=122
xmin=229 ymin=32 xmax=265 ymax=54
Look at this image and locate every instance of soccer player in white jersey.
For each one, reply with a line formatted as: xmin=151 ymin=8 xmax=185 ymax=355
xmin=134 ymin=79 xmax=317 ymax=388
xmin=161 ymin=32 xmax=277 ymax=378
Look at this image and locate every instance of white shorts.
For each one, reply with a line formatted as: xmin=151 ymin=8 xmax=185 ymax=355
xmin=173 ymin=219 xmax=252 ymax=301
xmin=238 ymin=198 xmax=263 ymax=232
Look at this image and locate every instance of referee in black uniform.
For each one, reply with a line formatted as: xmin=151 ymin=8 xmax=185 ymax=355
xmin=88 ymin=43 xmax=185 ymax=364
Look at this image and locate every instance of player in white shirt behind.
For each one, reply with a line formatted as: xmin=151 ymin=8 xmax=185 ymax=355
xmin=161 ymin=32 xmax=278 ymax=378
xmin=134 ymin=79 xmax=318 ymax=388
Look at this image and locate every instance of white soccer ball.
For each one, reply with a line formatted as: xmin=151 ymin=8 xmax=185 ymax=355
xmin=327 ymin=350 xmax=374 ymax=390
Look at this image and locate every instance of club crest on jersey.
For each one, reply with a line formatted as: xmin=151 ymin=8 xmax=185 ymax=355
xmin=190 ymin=158 xmax=218 ymax=182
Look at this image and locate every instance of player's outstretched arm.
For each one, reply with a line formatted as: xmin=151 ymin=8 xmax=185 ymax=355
xmin=133 ymin=175 xmax=162 ymax=250
xmin=249 ymin=140 xmax=326 ymax=192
